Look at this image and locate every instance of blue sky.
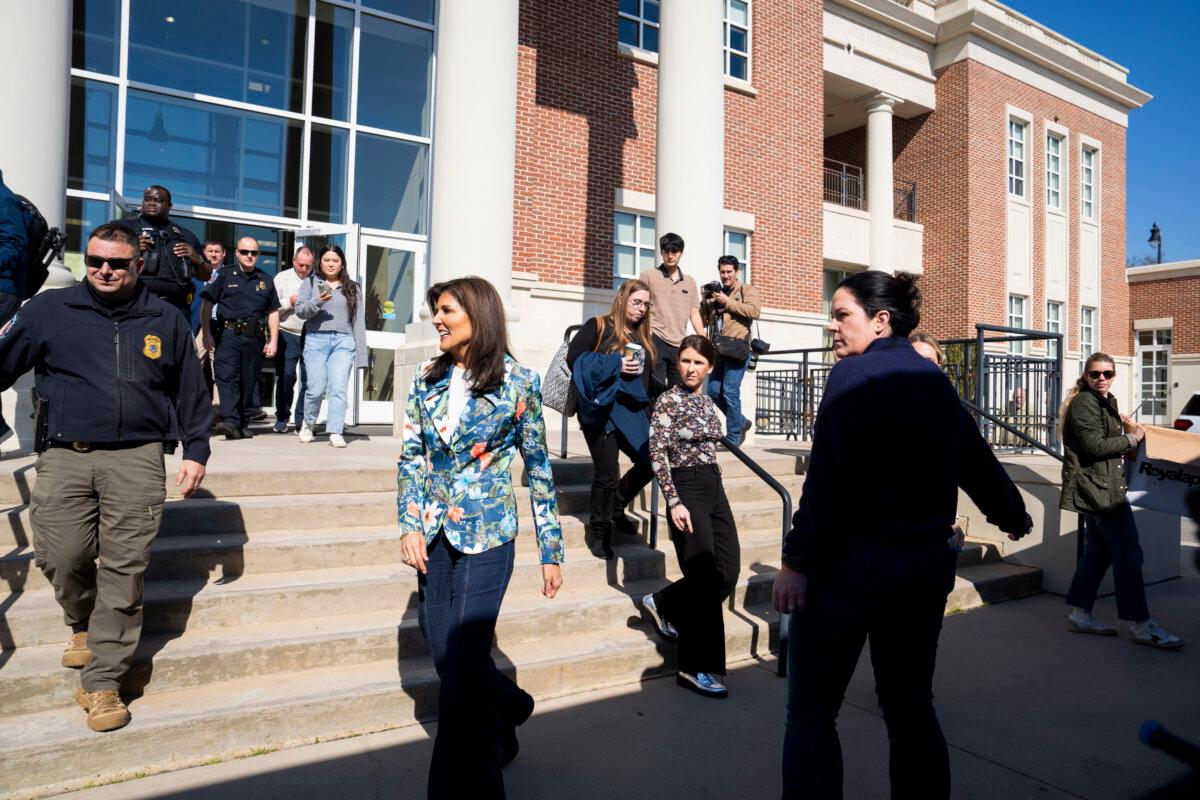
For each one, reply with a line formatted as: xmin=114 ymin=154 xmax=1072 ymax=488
xmin=1004 ymin=0 xmax=1200 ymax=263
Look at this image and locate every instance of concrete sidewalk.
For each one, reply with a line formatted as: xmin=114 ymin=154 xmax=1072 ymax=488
xmin=66 ymin=577 xmax=1199 ymax=800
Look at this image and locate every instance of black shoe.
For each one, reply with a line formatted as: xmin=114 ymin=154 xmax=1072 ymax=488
xmin=239 ymin=428 xmax=255 ymax=439
xmin=247 ymin=408 xmax=268 ymax=422
xmin=213 ymin=422 xmax=239 ymax=440
xmin=738 ymin=420 xmax=752 ymax=446
xmin=499 ymin=693 xmax=534 ymax=768
xmin=586 ymin=525 xmax=613 ymax=560
xmin=612 ymin=513 xmax=640 ymax=538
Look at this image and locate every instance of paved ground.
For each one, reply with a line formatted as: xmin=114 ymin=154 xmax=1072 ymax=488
xmin=67 ymin=575 xmax=1199 ymax=800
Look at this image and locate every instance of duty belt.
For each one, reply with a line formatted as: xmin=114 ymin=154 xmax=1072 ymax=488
xmin=222 ymin=318 xmax=266 ymax=338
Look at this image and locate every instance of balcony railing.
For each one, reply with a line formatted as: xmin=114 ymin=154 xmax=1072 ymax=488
xmin=894 ymin=178 xmax=916 ymax=222
xmin=823 ymin=158 xmax=863 ymax=210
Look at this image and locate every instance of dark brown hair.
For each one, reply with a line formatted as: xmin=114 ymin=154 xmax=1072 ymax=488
xmin=678 ymin=334 xmax=717 ymax=366
xmin=316 ymin=244 xmax=358 ymax=324
xmin=424 ymin=276 xmax=513 ymax=395
xmin=88 ymin=222 xmax=139 ymax=251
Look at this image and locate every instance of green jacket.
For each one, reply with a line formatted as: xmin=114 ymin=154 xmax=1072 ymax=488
xmin=1059 ymin=388 xmax=1137 ymax=513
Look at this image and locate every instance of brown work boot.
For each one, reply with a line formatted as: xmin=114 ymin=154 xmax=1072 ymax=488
xmin=76 ymin=688 xmax=131 ymax=732
xmin=61 ymin=632 xmax=92 ymax=668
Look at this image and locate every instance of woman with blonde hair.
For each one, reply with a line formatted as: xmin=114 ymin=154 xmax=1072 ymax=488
xmin=567 ymin=279 xmax=660 ymax=558
xmin=1058 ymin=352 xmax=1183 ymax=649
xmin=908 ymin=331 xmax=944 ymax=367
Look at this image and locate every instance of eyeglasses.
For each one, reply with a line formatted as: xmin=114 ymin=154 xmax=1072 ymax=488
xmin=1087 ymin=370 xmax=1116 ymax=380
xmin=627 ymin=299 xmax=652 ymax=309
xmin=83 ymin=255 xmax=135 ymax=271
xmin=237 ymin=249 xmax=260 ymax=256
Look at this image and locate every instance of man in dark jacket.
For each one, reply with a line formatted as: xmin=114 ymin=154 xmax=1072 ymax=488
xmin=114 ymin=185 xmax=207 ymax=320
xmin=0 ymin=170 xmax=32 ymax=442
xmin=0 ymin=221 xmax=210 ymax=733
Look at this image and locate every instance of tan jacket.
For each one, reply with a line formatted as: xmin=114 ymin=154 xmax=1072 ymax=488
xmin=700 ymin=280 xmax=762 ymax=342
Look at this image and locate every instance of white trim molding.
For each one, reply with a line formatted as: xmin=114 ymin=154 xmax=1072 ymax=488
xmin=1127 ymin=259 xmax=1200 ymax=282
xmin=1134 ymin=317 xmax=1174 ymax=332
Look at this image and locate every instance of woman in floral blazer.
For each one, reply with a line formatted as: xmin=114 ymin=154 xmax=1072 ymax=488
xmin=398 ymin=276 xmax=563 ymax=799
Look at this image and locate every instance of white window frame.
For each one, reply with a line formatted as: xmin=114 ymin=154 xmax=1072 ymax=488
xmin=1045 ymin=301 xmax=1062 ymax=360
xmin=1007 ymin=114 xmax=1030 ymax=200
xmin=1080 ymin=306 xmax=1096 ymax=357
xmin=722 ymin=0 xmax=751 ymax=82
xmin=1045 ymin=131 xmax=1064 ymax=211
xmin=1080 ymin=140 xmax=1099 ymax=221
xmin=1007 ymin=294 xmax=1027 ymax=355
xmin=617 ymin=0 xmax=660 ymax=53
xmin=722 ymin=228 xmax=751 ymax=284
xmin=67 ymin=0 xmax=436 ymax=235
xmin=613 ymin=209 xmax=656 ymax=287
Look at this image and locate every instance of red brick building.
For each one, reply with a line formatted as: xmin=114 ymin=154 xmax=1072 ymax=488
xmin=1128 ymin=260 xmax=1200 ymax=424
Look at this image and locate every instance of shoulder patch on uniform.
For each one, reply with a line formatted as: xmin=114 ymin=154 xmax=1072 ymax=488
xmin=0 ymin=311 xmax=20 ymax=340
xmin=143 ymin=334 xmax=162 ymax=360
xmin=258 ymin=280 xmax=266 ymax=291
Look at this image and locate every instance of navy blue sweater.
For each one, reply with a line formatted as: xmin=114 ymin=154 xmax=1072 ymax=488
xmin=784 ymin=336 xmax=1027 ymax=569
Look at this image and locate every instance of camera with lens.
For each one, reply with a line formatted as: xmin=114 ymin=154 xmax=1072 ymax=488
xmin=702 ymin=280 xmax=724 ymax=297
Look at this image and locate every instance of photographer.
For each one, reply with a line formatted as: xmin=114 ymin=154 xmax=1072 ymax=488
xmin=700 ymin=255 xmax=761 ymax=443
xmin=115 ymin=185 xmax=206 ymax=320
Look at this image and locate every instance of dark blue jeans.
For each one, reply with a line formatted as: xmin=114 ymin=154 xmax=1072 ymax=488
xmin=419 ymin=535 xmax=528 ymax=799
xmin=783 ymin=543 xmax=958 ymax=800
xmin=273 ymin=330 xmax=305 ymax=426
xmin=707 ymin=354 xmax=749 ymax=438
xmin=1066 ymin=502 xmax=1150 ymax=622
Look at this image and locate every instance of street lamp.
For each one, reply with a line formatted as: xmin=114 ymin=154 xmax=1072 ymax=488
xmin=1148 ymin=222 xmax=1162 ymax=264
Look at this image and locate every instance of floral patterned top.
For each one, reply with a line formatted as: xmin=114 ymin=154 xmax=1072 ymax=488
xmin=649 ymin=385 xmax=725 ymax=508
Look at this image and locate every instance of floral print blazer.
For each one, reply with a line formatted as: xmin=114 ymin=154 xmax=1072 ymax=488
xmin=397 ymin=356 xmax=565 ymax=565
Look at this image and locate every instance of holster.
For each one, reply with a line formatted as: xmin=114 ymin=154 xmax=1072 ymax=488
xmin=31 ymin=388 xmax=49 ymax=454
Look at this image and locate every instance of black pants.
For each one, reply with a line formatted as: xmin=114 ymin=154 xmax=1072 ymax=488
xmin=652 ymin=335 xmax=683 ymax=388
xmin=581 ymin=425 xmax=652 ymax=535
xmin=274 ymin=330 xmax=306 ymax=426
xmin=653 ymin=464 xmax=740 ymax=675
xmin=213 ymin=328 xmax=264 ymax=430
xmin=783 ymin=543 xmax=958 ymax=800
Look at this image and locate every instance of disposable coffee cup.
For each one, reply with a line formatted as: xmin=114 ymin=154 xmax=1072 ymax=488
xmin=624 ymin=342 xmax=645 ymax=372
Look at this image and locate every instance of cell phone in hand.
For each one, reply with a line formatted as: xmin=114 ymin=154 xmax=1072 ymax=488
xmin=318 ymin=280 xmax=332 ymax=296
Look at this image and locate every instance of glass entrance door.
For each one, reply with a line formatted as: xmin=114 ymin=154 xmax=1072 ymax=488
xmin=1137 ymin=329 xmax=1172 ymax=426
xmin=355 ymin=235 xmax=427 ymax=425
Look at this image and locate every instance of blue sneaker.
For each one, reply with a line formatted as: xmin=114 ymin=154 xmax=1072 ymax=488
xmin=677 ymin=671 xmax=728 ymax=698
xmin=273 ymin=420 xmax=289 ymax=434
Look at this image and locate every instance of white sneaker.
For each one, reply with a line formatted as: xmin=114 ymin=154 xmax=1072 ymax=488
xmin=1129 ymin=619 xmax=1185 ymax=650
xmin=298 ymin=423 xmax=314 ymax=443
xmin=1067 ymin=610 xmax=1117 ymax=636
xmin=329 ymin=433 xmax=347 ymax=448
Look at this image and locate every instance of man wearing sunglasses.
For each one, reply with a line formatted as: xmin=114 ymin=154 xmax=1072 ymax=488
xmin=0 ymin=222 xmax=210 ymax=732
xmin=114 ymin=185 xmax=206 ymax=321
xmin=199 ymin=237 xmax=280 ymax=439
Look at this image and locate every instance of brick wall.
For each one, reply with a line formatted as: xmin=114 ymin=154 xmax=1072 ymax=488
xmin=513 ymin=0 xmax=823 ymax=313
xmin=1130 ymin=274 xmax=1200 ymax=353
xmin=822 ymin=60 xmax=1130 ymax=355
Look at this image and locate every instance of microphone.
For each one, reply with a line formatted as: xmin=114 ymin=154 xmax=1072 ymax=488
xmin=1140 ymin=721 xmax=1200 ymax=770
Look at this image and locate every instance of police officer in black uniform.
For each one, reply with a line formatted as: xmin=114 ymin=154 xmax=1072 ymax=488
xmin=200 ymin=236 xmax=280 ymax=439
xmin=0 ymin=221 xmax=209 ymax=733
xmin=114 ymin=185 xmax=208 ymax=320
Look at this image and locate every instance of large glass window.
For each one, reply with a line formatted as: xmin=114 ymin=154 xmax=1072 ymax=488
xmin=128 ymin=0 xmax=308 ymax=113
xmin=365 ymin=0 xmax=434 ymax=25
xmin=124 ymin=90 xmax=302 ymax=217
xmin=353 ymin=133 xmax=428 ymax=234
xmin=312 ymin=2 xmax=354 ymax=121
xmin=723 ymin=229 xmax=750 ymax=283
xmin=308 ymin=125 xmax=349 ymax=224
xmin=68 ymin=79 xmax=118 ymax=193
xmin=613 ymin=211 xmax=657 ymax=287
xmin=362 ymin=245 xmax=417 ymax=333
xmin=723 ymin=1 xmax=750 ymax=81
xmin=618 ymin=0 xmax=660 ymax=53
xmin=64 ymin=196 xmax=112 ymax=276
xmin=356 ymin=14 xmax=434 ymax=136
xmin=1080 ymin=306 xmax=1096 ymax=356
xmin=72 ymin=0 xmax=121 ymax=75
xmin=1007 ymin=118 xmax=1026 ymax=198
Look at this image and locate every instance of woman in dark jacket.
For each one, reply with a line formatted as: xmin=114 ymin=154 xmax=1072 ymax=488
xmin=773 ymin=271 xmax=1032 ymax=800
xmin=1060 ymin=352 xmax=1184 ymax=649
xmin=567 ymin=279 xmax=658 ymax=559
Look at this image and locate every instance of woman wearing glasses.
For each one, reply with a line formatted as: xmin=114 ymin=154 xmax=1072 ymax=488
xmin=1059 ymin=353 xmax=1184 ymax=649
xmin=566 ymin=279 xmax=660 ymax=559
xmin=294 ymin=244 xmax=366 ymax=448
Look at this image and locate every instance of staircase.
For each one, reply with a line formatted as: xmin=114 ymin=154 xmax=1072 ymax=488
xmin=0 ymin=437 xmax=1041 ymax=799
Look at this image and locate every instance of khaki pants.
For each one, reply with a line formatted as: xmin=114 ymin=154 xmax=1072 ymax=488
xmin=30 ymin=443 xmax=166 ymax=692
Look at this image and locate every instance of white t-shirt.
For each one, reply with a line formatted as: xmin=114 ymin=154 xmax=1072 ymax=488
xmin=447 ymin=367 xmax=471 ymax=434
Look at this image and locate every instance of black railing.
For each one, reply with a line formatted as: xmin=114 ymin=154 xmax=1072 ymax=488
xmin=894 ymin=178 xmax=917 ymax=222
xmin=753 ymin=347 xmax=835 ymax=440
xmin=823 ymin=158 xmax=863 ymax=209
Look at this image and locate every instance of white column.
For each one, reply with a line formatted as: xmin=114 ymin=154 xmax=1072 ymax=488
xmin=0 ymin=0 xmax=73 ymax=454
xmin=656 ymin=0 xmax=725 ymax=277
xmin=425 ymin=0 xmax=520 ymax=308
xmin=866 ymin=94 xmax=897 ymax=272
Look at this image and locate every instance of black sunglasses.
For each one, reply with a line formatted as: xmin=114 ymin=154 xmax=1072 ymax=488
xmin=83 ymin=255 xmax=135 ymax=271
xmin=237 ymin=249 xmax=260 ymax=256
xmin=1087 ymin=370 xmax=1116 ymax=380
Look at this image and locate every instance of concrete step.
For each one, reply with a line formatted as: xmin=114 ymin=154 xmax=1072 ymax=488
xmin=0 ymin=605 xmax=780 ymax=798
xmin=0 ymin=559 xmax=1042 ymax=799
xmin=0 ymin=474 xmax=805 ymax=550
xmin=0 ymin=449 xmax=803 ymax=505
